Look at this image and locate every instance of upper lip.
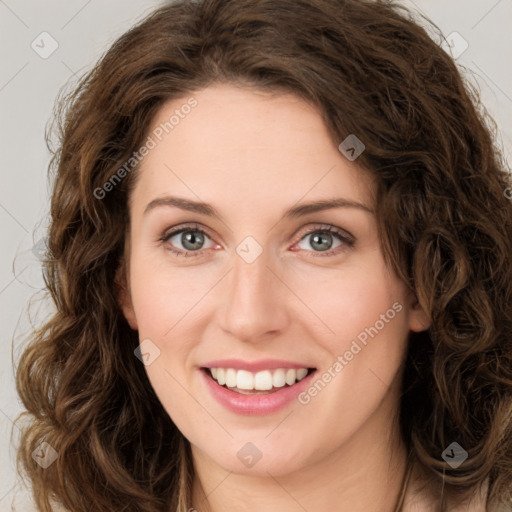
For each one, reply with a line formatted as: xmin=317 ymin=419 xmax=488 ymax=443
xmin=201 ymin=359 xmax=316 ymax=372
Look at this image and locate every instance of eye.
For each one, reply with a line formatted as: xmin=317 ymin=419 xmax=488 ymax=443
xmin=159 ymin=223 xmax=354 ymax=258
xmin=159 ymin=223 xmax=218 ymax=257
xmin=293 ymin=225 xmax=355 ymax=256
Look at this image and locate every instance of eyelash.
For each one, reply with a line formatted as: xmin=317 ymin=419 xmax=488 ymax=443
xmin=158 ymin=223 xmax=355 ymax=258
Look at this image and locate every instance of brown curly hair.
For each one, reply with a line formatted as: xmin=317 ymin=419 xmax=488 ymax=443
xmin=14 ymin=0 xmax=512 ymax=510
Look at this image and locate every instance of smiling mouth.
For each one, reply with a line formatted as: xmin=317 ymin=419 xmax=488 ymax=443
xmin=201 ymin=367 xmax=317 ymax=394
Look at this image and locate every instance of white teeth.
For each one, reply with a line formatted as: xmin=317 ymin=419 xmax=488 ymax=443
xmin=207 ymin=367 xmax=311 ymax=390
xmin=285 ymin=369 xmax=296 ymax=386
xmin=225 ymin=368 xmax=237 ymax=388
xmin=272 ymin=369 xmax=286 ymax=388
xmin=236 ymin=370 xmax=254 ymax=390
xmin=254 ymin=370 xmax=273 ymax=390
xmin=296 ymin=368 xmax=308 ymax=380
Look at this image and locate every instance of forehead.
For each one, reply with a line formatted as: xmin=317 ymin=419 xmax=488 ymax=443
xmin=130 ymin=83 xmax=375 ymax=219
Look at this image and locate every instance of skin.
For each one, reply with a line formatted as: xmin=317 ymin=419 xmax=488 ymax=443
xmin=117 ymin=83 xmax=433 ymax=512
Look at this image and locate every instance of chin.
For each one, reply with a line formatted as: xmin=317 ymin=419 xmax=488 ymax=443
xmin=200 ymin=440 xmax=311 ymax=477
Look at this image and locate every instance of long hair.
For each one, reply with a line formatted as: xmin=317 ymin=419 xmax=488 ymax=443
xmin=15 ymin=0 xmax=512 ymax=510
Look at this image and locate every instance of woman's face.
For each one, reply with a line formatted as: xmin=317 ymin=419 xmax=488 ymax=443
xmin=119 ymin=83 xmax=428 ymax=477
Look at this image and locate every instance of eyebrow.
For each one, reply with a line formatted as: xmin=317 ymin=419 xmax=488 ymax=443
xmin=143 ymin=195 xmax=373 ymax=220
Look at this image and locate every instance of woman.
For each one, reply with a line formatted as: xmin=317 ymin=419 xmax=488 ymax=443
xmin=15 ymin=0 xmax=512 ymax=510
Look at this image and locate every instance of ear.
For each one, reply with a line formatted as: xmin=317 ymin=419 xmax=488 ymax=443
xmin=114 ymin=258 xmax=138 ymax=331
xmin=407 ymin=292 xmax=431 ymax=333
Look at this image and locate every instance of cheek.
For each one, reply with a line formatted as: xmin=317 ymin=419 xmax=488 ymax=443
xmin=128 ymin=259 xmax=204 ymax=428
xmin=129 ymin=250 xmax=209 ymax=337
xmin=292 ymin=259 xmax=407 ymax=347
xmin=298 ymin=264 xmax=410 ymax=418
xmin=128 ymin=253 xmax=219 ymax=408
xmin=297 ymin=261 xmax=410 ymax=402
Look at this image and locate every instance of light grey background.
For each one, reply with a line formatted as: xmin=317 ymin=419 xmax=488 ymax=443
xmin=1 ymin=0 xmax=511 ymax=509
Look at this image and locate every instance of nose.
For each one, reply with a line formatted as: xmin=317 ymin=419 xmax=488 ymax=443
xmin=217 ymin=246 xmax=290 ymax=343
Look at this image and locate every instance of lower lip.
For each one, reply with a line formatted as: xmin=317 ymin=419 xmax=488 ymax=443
xmin=200 ymin=368 xmax=316 ymax=416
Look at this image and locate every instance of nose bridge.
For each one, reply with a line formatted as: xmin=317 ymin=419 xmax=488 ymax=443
xmin=218 ymin=242 xmax=287 ymax=341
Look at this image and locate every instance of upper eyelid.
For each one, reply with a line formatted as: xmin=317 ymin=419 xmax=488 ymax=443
xmin=162 ymin=223 xmax=214 ymax=241
xmin=298 ymin=224 xmax=353 ymax=239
